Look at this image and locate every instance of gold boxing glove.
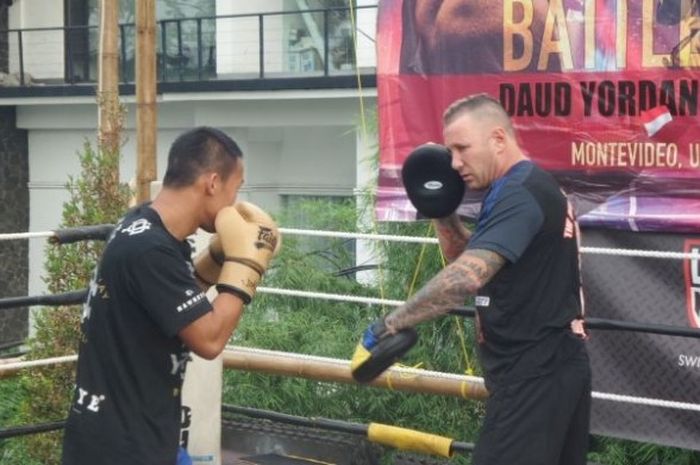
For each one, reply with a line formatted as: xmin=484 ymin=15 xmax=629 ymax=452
xmin=215 ymin=202 xmax=279 ymax=303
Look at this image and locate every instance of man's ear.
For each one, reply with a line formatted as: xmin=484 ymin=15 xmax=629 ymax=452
xmin=490 ymin=127 xmax=507 ymax=153
xmin=203 ymin=171 xmax=219 ymax=196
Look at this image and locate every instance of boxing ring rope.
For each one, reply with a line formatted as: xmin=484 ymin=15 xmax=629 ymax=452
xmin=3 ymin=285 xmax=700 ymax=340
xmin=255 ymin=287 xmax=700 ymax=339
xmin=2 ymin=225 xmax=700 ymax=260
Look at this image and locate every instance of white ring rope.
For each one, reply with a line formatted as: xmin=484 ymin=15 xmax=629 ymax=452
xmin=0 ymin=354 xmax=77 ymax=371
xmin=592 ymin=391 xmax=700 ymax=412
xmin=278 ymin=227 xmax=437 ymax=244
xmin=0 ymin=231 xmax=54 ymax=240
xmin=1 ymin=226 xmax=699 ymax=260
xmin=579 ymin=247 xmax=700 ymax=260
xmin=258 ymin=286 xmax=404 ymax=307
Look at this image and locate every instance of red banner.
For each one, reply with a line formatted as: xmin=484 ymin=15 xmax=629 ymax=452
xmin=377 ymin=0 xmax=700 ymax=232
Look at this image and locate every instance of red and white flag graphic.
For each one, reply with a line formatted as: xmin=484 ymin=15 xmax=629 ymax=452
xmin=640 ymin=106 xmax=672 ymax=137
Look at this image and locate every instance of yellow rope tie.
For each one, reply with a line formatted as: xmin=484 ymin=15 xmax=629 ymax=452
xmin=455 ymin=318 xmax=475 ymax=376
xmin=460 ymin=380 xmax=475 ymax=400
xmin=345 ymin=0 xmax=387 ymax=309
xmin=347 ymin=0 xmax=368 ymax=141
xmin=406 ymin=229 xmax=432 ymax=297
xmin=385 ymin=362 xmax=424 ymax=390
xmin=438 ymin=244 xmax=475 ymax=377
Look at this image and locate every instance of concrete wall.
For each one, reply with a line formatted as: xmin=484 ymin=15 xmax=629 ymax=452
xmin=0 ymin=106 xmax=29 ymax=347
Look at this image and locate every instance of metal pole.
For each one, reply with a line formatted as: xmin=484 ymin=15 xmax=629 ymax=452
xmin=258 ymin=14 xmax=264 ymax=78
xmin=323 ymin=8 xmax=329 ymax=75
xmin=17 ymin=30 xmax=24 ymax=85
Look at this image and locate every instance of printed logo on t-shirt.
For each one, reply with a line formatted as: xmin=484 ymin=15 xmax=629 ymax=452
xmin=81 ymin=270 xmax=107 ymax=323
xmin=72 ymin=385 xmax=107 ymax=414
xmin=563 ymin=200 xmax=577 ymax=239
xmin=185 ymin=261 xmax=195 ymax=278
xmin=176 ymin=291 xmax=206 ymax=313
xmin=170 ymin=351 xmax=191 ymax=380
xmin=107 ymin=221 xmax=123 ymax=242
xmin=121 ymin=218 xmax=152 ymax=236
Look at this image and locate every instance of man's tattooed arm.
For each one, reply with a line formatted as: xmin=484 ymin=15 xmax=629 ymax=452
xmin=432 ymin=214 xmax=471 ymax=262
xmin=384 ymin=249 xmax=506 ymax=331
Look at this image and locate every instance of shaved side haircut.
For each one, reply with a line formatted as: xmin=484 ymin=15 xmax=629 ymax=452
xmin=443 ymin=93 xmax=515 ymax=136
xmin=163 ymin=126 xmax=243 ymax=188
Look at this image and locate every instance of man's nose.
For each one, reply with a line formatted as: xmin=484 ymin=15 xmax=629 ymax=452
xmin=450 ymin=153 xmax=462 ymax=170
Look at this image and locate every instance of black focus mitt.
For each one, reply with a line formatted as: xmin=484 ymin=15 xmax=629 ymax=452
xmin=350 ymin=319 xmax=418 ymax=384
xmin=401 ymin=144 xmax=465 ymax=219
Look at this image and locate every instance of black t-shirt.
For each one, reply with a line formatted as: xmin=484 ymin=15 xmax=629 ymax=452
xmin=62 ymin=205 xmax=212 ymax=465
xmin=467 ymin=161 xmax=584 ymax=390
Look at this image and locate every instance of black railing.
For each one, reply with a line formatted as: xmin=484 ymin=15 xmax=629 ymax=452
xmin=0 ymin=5 xmax=376 ymax=88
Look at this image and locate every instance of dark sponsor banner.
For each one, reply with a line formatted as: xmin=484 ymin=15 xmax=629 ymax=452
xmin=583 ymin=228 xmax=700 ymax=449
xmin=377 ymin=0 xmax=700 ymax=232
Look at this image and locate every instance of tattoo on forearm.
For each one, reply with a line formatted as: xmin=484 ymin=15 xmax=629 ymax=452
xmin=433 ymin=216 xmax=471 ymax=262
xmin=385 ymin=249 xmax=505 ymax=331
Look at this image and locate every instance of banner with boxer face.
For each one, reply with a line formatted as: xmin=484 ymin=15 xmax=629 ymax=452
xmin=376 ymin=0 xmax=700 ymax=232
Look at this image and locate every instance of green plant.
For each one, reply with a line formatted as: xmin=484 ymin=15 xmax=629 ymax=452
xmin=1 ymin=142 xmax=130 ymax=465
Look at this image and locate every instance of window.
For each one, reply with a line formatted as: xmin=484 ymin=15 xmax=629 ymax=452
xmin=64 ymin=0 xmax=215 ymax=83
xmin=284 ymin=0 xmax=356 ymax=73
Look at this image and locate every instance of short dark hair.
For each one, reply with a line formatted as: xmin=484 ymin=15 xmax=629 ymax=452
xmin=443 ymin=93 xmax=514 ymax=136
xmin=163 ymin=126 xmax=242 ymax=188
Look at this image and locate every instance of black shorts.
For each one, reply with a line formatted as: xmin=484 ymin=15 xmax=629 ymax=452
xmin=472 ymin=349 xmax=592 ymax=465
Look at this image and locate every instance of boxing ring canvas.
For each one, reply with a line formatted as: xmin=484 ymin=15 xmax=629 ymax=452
xmin=375 ymin=0 xmax=700 ymax=450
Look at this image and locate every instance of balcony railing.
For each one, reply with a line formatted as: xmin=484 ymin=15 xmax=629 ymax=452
xmin=0 ymin=5 xmax=376 ymax=91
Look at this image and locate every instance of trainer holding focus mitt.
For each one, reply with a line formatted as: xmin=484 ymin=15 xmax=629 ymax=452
xmin=62 ymin=127 xmax=279 ymax=465
xmin=351 ymin=94 xmax=591 ymax=465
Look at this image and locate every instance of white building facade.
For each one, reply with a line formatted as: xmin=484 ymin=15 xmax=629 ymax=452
xmin=0 ymin=0 xmax=378 ymax=304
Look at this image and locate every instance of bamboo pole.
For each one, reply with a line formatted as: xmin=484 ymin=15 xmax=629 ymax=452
xmin=0 ymin=355 xmax=78 ymax=380
xmin=0 ymin=349 xmax=489 ymax=401
xmin=222 ymin=347 xmax=488 ymax=400
xmin=135 ymin=0 xmax=157 ymax=203
xmin=97 ymin=0 xmax=121 ymax=154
